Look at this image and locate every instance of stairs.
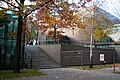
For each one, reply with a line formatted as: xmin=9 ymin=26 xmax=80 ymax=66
xmin=25 ymin=45 xmax=60 ymax=69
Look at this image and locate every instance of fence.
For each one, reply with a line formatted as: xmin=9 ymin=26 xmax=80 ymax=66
xmin=61 ymin=50 xmax=116 ymax=66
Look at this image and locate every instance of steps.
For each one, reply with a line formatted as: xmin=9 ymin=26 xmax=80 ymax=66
xmin=25 ymin=45 xmax=60 ymax=69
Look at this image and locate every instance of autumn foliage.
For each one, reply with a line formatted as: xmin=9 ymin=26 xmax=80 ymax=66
xmin=31 ymin=1 xmax=83 ymax=35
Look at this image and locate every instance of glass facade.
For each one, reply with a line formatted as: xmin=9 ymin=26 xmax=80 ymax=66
xmin=0 ymin=11 xmax=18 ymax=69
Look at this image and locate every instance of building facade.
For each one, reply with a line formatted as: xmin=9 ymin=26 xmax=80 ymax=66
xmin=0 ymin=11 xmax=18 ymax=69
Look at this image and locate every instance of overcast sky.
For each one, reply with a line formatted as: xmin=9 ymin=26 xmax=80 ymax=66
xmin=1 ymin=0 xmax=120 ymax=19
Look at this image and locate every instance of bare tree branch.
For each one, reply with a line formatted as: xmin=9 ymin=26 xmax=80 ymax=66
xmin=0 ymin=6 xmax=19 ymax=12
xmin=24 ymin=0 xmax=53 ymax=19
xmin=1 ymin=0 xmax=19 ymax=9
xmin=15 ymin=0 xmax=20 ymax=5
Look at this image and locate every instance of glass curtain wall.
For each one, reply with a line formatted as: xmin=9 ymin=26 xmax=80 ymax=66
xmin=0 ymin=11 xmax=18 ymax=69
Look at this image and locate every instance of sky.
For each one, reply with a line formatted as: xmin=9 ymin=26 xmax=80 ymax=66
xmin=99 ymin=0 xmax=120 ymax=18
xmin=2 ymin=0 xmax=119 ymax=19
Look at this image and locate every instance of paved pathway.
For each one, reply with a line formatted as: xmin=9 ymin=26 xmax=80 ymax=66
xmin=2 ymin=68 xmax=120 ymax=80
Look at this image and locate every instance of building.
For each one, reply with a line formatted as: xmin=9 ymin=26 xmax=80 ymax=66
xmin=0 ymin=11 xmax=18 ymax=69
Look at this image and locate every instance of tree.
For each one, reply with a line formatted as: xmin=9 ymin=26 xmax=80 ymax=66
xmin=77 ymin=0 xmax=113 ymax=68
xmin=31 ymin=1 xmax=83 ymax=41
xmin=0 ymin=0 xmax=85 ymax=73
xmin=0 ymin=0 xmax=55 ymax=73
xmin=29 ymin=0 xmax=113 ymax=68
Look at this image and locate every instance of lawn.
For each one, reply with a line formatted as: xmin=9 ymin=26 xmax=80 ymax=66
xmin=0 ymin=69 xmax=45 ymax=79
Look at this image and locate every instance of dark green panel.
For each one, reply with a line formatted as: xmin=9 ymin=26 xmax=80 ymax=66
xmin=0 ymin=11 xmax=18 ymax=69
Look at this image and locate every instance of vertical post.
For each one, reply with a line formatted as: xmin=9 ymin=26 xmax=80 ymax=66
xmin=113 ymin=51 xmax=115 ymax=72
xmin=30 ymin=58 xmax=32 ymax=69
xmin=24 ymin=52 xmax=26 ymax=61
xmin=81 ymin=50 xmax=83 ymax=68
xmin=78 ymin=51 xmax=83 ymax=68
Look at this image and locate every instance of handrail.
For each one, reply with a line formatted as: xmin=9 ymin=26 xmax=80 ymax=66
xmin=24 ymin=51 xmax=32 ymax=68
xmin=61 ymin=50 xmax=82 ymax=53
xmin=25 ymin=51 xmax=32 ymax=59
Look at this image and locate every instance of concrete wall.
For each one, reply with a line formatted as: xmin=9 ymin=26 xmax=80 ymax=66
xmin=39 ymin=44 xmax=116 ymax=66
xmin=39 ymin=44 xmax=61 ymax=65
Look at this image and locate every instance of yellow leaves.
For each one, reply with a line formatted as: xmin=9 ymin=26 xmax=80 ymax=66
xmin=36 ymin=1 xmax=42 ymax=6
xmin=93 ymin=28 xmax=104 ymax=42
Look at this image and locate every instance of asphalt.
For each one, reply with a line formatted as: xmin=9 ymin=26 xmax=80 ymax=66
xmin=2 ymin=68 xmax=120 ymax=80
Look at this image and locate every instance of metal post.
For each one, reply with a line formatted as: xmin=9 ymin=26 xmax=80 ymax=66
xmin=81 ymin=51 xmax=83 ymax=68
xmin=113 ymin=51 xmax=115 ymax=72
xmin=30 ymin=59 xmax=32 ymax=69
xmin=78 ymin=51 xmax=83 ymax=68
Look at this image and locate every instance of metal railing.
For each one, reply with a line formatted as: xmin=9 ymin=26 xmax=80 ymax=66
xmin=38 ymin=40 xmax=86 ymax=46
xmin=24 ymin=51 xmax=32 ymax=68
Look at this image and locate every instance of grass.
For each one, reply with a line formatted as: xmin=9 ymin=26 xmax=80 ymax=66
xmin=0 ymin=69 xmax=45 ymax=79
xmin=64 ymin=64 xmax=114 ymax=70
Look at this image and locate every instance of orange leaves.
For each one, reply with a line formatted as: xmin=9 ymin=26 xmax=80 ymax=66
xmin=48 ymin=30 xmax=54 ymax=36
xmin=30 ymin=0 xmax=84 ymax=34
xmin=0 ymin=9 xmax=7 ymax=19
xmin=47 ymin=30 xmax=64 ymax=39
xmin=35 ymin=9 xmax=46 ymax=20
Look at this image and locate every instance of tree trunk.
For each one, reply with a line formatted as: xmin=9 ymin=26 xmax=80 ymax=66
xmin=89 ymin=32 xmax=93 ymax=68
xmin=14 ymin=15 xmax=23 ymax=73
xmin=13 ymin=0 xmax=25 ymax=73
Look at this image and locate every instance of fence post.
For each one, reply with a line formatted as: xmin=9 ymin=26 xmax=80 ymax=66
xmin=78 ymin=50 xmax=83 ymax=68
xmin=113 ymin=51 xmax=115 ymax=72
xmin=81 ymin=50 xmax=83 ymax=68
xmin=30 ymin=58 xmax=32 ymax=69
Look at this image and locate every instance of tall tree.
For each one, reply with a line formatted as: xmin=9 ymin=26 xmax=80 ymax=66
xmin=32 ymin=1 xmax=84 ymax=40
xmin=77 ymin=0 xmax=113 ymax=68
xmin=0 ymin=0 xmax=85 ymax=73
xmin=0 ymin=0 xmax=54 ymax=73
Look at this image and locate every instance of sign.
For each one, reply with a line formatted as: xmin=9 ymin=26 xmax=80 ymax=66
xmin=100 ymin=54 xmax=104 ymax=61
